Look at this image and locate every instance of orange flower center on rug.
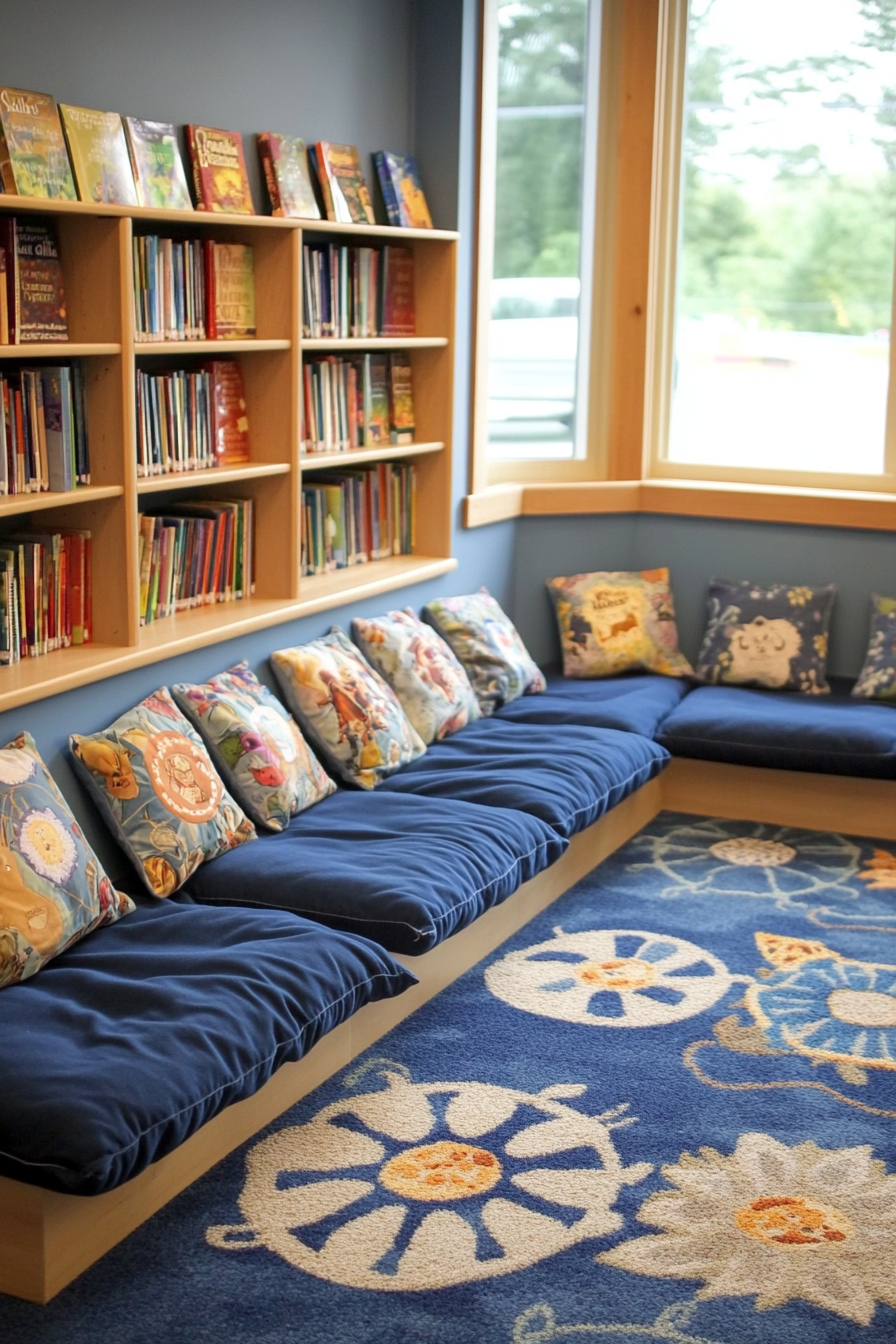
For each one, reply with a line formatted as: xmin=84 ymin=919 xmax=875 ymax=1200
xmin=826 ymin=988 xmax=896 ymax=1028
xmin=379 ymin=1142 xmax=502 ymax=1201
xmin=576 ymin=958 xmax=656 ymax=991
xmin=735 ymin=1196 xmax=852 ymax=1248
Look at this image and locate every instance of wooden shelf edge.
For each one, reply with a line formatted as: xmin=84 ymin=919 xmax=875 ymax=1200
xmin=301 ymin=337 xmax=448 ymax=351
xmin=301 ymin=442 xmax=444 ymax=470
xmin=0 ymin=344 xmax=121 ymax=358
xmin=135 ymin=339 xmax=290 ymax=355
xmin=0 ymin=485 xmax=124 ymax=516
xmin=136 ymin=463 xmax=291 ymax=493
xmin=295 ymin=556 xmax=458 ymax=617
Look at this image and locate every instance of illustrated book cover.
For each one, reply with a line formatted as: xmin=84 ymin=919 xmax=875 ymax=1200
xmin=388 ymin=353 xmax=415 ymax=444
xmin=0 ymin=86 xmax=76 ymax=199
xmin=0 ymin=217 xmax=68 ymax=343
xmin=186 ymin=125 xmax=254 ymax=214
xmin=380 ymin=245 xmax=415 ymax=337
xmin=204 ymin=242 xmax=255 ymax=339
xmin=123 ymin=118 xmax=193 ymax=210
xmin=310 ymin=142 xmax=375 ymax=225
xmin=59 ymin=105 xmax=137 ymax=205
xmin=257 ymin=132 xmax=321 ymax=219
xmin=373 ymin=151 xmax=433 ymax=229
xmin=203 ymin=360 xmax=251 ymax=465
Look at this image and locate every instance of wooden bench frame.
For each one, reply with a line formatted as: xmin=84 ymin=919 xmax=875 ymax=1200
xmin=3 ymin=760 xmax=895 ymax=1304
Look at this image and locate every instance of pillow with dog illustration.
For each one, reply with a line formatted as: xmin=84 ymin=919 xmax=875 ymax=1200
xmin=546 ymin=568 xmax=693 ymax=679
xmin=695 ymin=579 xmax=836 ymax=694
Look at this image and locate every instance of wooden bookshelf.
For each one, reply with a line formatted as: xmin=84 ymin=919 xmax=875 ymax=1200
xmin=0 ymin=199 xmax=457 ymax=710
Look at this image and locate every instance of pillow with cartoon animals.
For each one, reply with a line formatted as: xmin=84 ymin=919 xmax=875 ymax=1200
xmin=270 ymin=627 xmax=426 ymax=789
xmin=351 ymin=608 xmax=481 ymax=744
xmin=0 ymin=731 xmax=134 ymax=990
xmin=546 ymin=568 xmax=694 ymax=679
xmin=421 ymin=589 xmax=546 ymax=715
xmin=173 ymin=663 xmax=336 ymax=832
xmin=70 ymin=688 xmax=256 ymax=898
xmin=695 ymin=579 xmax=836 ymax=694
xmin=852 ymin=594 xmax=896 ymax=703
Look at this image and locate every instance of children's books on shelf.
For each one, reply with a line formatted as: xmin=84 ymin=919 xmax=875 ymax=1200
xmin=0 ymin=216 xmax=68 ymax=343
xmin=186 ymin=125 xmax=254 ymax=214
xmin=135 ymin=357 xmax=249 ymax=475
xmin=380 ymin=245 xmax=415 ymax=336
xmin=123 ymin=118 xmax=193 ymax=211
xmin=372 ymin=151 xmax=432 ymax=229
xmin=388 ymin=353 xmax=414 ymax=444
xmin=0 ymin=528 xmax=92 ymax=662
xmin=302 ymin=349 xmax=411 ymax=455
xmin=205 ymin=359 xmax=250 ymax=465
xmin=133 ymin=235 xmax=207 ymax=342
xmin=0 ymin=87 xmax=76 ymax=200
xmin=205 ymin=241 xmax=255 ymax=339
xmin=257 ymin=133 xmax=321 ymax=219
xmin=59 ymin=105 xmax=138 ymax=206
xmin=301 ymin=461 xmax=414 ymax=574
xmin=138 ymin=498 xmax=253 ymax=624
xmin=309 ymin=142 xmax=375 ymax=225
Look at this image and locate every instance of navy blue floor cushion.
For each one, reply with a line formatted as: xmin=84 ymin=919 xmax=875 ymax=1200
xmin=185 ymin=790 xmax=565 ymax=955
xmin=378 ymin=718 xmax=669 ymax=837
xmin=494 ymin=671 xmax=689 ymax=737
xmin=657 ymin=680 xmax=896 ymax=778
xmin=0 ymin=900 xmax=416 ymax=1197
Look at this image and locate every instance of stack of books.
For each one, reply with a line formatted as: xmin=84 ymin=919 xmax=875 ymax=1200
xmin=0 ymin=529 xmax=92 ymax=663
xmin=138 ymin=500 xmax=254 ymax=624
xmin=301 ymin=462 xmax=415 ymax=574
xmin=0 ymin=364 xmax=90 ymax=494
xmin=302 ymin=243 xmax=415 ymax=338
xmin=302 ymin=351 xmax=414 ymax=454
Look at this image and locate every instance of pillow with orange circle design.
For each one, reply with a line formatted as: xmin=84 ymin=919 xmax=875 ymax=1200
xmin=0 ymin=730 xmax=134 ymax=989
xmin=70 ymin=688 xmax=256 ymax=898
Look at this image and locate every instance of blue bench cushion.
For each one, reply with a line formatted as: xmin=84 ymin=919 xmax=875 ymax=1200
xmin=494 ymin=671 xmax=690 ymax=736
xmin=185 ymin=790 xmax=565 ymax=955
xmin=0 ymin=900 xmax=416 ymax=1196
xmin=656 ymin=682 xmax=896 ymax=778
xmin=378 ymin=718 xmax=669 ymax=837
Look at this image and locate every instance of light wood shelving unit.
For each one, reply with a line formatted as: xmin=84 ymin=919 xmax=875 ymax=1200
xmin=0 ymin=198 xmax=458 ymax=712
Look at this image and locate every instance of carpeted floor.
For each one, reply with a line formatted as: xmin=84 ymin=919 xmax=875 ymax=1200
xmin=3 ymin=811 xmax=896 ymax=1343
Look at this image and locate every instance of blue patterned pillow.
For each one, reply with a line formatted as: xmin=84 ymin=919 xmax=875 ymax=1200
xmin=270 ymin=628 xmax=426 ymax=789
xmin=695 ymin=579 xmax=836 ymax=694
xmin=422 ymin=589 xmax=546 ymax=715
xmin=0 ymin=731 xmax=134 ymax=988
xmin=71 ymin=689 xmax=257 ymax=897
xmin=852 ymin=594 xmax=896 ymax=703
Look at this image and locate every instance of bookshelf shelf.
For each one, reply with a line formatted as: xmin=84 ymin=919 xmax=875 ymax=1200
xmin=136 ymin=462 xmax=291 ymax=493
xmin=302 ymin=337 xmax=448 ymax=352
xmin=0 ymin=344 xmax=122 ymax=359
xmin=0 ymin=485 xmax=124 ymax=517
xmin=302 ymin=441 xmax=444 ymax=471
xmin=134 ymin=340 xmax=291 ymax=356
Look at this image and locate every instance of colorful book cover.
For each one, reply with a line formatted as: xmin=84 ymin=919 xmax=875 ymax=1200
xmin=0 ymin=87 xmax=76 ymax=199
xmin=373 ymin=151 xmax=432 ymax=229
xmin=205 ymin=242 xmax=255 ymax=338
xmin=204 ymin=360 xmax=250 ymax=465
xmin=363 ymin=353 xmax=390 ymax=445
xmin=59 ymin=105 xmax=137 ymax=205
xmin=257 ymin=133 xmax=321 ymax=219
xmin=388 ymin=353 xmax=415 ymax=444
xmin=0 ymin=218 xmax=68 ymax=343
xmin=380 ymin=245 xmax=415 ymax=337
xmin=186 ymin=125 xmax=254 ymax=214
xmin=313 ymin=142 xmax=375 ymax=225
xmin=123 ymin=118 xmax=193 ymax=210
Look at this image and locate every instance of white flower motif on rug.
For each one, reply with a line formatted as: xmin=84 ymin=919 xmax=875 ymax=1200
xmin=485 ymin=929 xmax=740 ymax=1027
xmin=598 ymin=1131 xmax=896 ymax=1325
xmin=207 ymin=1070 xmax=652 ymax=1290
xmin=708 ymin=837 xmax=796 ymax=867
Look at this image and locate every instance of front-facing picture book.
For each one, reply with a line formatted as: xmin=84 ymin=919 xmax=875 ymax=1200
xmin=0 ymin=217 xmax=68 ymax=343
xmin=373 ymin=151 xmax=433 ymax=229
xmin=123 ymin=118 xmax=193 ymax=210
xmin=257 ymin=133 xmax=321 ymax=219
xmin=310 ymin=142 xmax=375 ymax=225
xmin=186 ymin=125 xmax=254 ymax=214
xmin=59 ymin=105 xmax=137 ymax=205
xmin=0 ymin=86 xmax=76 ymax=199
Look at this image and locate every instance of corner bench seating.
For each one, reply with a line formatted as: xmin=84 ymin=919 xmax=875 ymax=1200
xmin=3 ymin=669 xmax=896 ymax=1304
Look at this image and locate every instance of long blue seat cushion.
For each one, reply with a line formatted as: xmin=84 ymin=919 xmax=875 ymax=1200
xmin=656 ymin=680 xmax=896 ymax=778
xmin=378 ymin=718 xmax=669 ymax=837
xmin=0 ymin=900 xmax=416 ymax=1196
xmin=494 ymin=671 xmax=690 ymax=736
xmin=185 ymin=790 xmax=565 ymax=955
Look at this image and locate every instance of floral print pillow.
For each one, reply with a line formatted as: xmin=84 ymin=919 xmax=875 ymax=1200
xmin=0 ymin=731 xmax=134 ymax=989
xmin=695 ymin=579 xmax=836 ymax=694
xmin=351 ymin=608 xmax=481 ymax=745
xmin=70 ymin=688 xmax=256 ymax=897
xmin=173 ymin=663 xmax=336 ymax=832
xmin=546 ymin=568 xmax=694 ymax=679
xmin=852 ymin=594 xmax=896 ymax=703
xmin=270 ymin=628 xmax=426 ymax=789
xmin=422 ymin=589 xmax=546 ymax=715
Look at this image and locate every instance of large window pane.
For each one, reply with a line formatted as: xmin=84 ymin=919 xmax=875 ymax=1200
xmin=670 ymin=0 xmax=896 ymax=474
xmin=487 ymin=0 xmax=592 ymax=462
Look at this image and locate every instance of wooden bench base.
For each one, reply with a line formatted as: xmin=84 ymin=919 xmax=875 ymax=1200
xmin=3 ymin=759 xmax=894 ymax=1304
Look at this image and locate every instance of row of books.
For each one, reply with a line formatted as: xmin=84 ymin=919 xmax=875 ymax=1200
xmin=135 ymin=360 xmax=249 ymax=477
xmin=302 ymin=463 xmax=415 ymax=576
xmin=138 ymin=500 xmax=254 ymax=625
xmin=302 ymin=243 xmax=414 ymax=340
xmin=0 ymin=529 xmax=92 ymax=663
xmin=0 ymin=363 xmax=89 ymax=494
xmin=0 ymin=83 xmax=433 ymax=226
xmin=303 ymin=353 xmax=414 ymax=455
xmin=133 ymin=237 xmax=255 ymax=342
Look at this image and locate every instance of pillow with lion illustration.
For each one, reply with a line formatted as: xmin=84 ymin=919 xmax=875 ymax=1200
xmin=695 ymin=579 xmax=836 ymax=694
xmin=546 ymin=568 xmax=693 ymax=679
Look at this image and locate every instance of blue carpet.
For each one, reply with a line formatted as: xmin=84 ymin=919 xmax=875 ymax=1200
xmin=3 ymin=811 xmax=896 ymax=1343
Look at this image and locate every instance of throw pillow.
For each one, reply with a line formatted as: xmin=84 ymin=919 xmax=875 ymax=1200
xmin=852 ymin=594 xmax=896 ymax=703
xmin=270 ymin=627 xmax=426 ymax=788
xmin=70 ymin=688 xmax=256 ymax=897
xmin=546 ymin=567 xmax=693 ymax=679
xmin=172 ymin=662 xmax=336 ymax=831
xmin=695 ymin=579 xmax=836 ymax=694
xmin=422 ymin=588 xmax=546 ymax=714
xmin=351 ymin=608 xmax=481 ymax=744
xmin=0 ymin=731 xmax=134 ymax=989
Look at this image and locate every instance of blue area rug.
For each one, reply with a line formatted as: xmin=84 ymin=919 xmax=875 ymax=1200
xmin=3 ymin=811 xmax=896 ymax=1343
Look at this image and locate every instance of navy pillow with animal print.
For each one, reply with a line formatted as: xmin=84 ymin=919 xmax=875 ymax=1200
xmin=695 ymin=579 xmax=836 ymax=695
